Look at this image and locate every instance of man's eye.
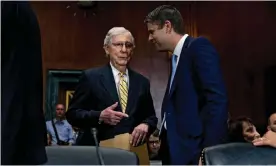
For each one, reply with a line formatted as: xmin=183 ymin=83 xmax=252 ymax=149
xmin=125 ymin=43 xmax=133 ymax=48
xmin=149 ymin=30 xmax=154 ymax=34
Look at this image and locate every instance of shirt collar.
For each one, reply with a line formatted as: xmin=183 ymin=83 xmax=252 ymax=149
xmin=54 ymin=118 xmax=65 ymax=124
xmin=110 ymin=62 xmax=129 ymax=76
xmin=173 ymin=34 xmax=189 ymax=57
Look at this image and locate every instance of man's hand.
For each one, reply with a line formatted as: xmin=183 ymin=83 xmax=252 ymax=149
xmin=99 ymin=102 xmax=128 ymax=125
xmin=198 ymin=157 xmax=203 ymax=166
xmin=253 ymin=130 xmax=276 ymax=148
xmin=130 ymin=123 xmax=149 ymax=146
xmin=47 ymin=133 xmax=51 ymax=146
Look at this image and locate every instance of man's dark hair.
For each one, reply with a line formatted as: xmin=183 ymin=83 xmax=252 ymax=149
xmin=228 ymin=116 xmax=254 ymax=142
xmin=144 ymin=5 xmax=185 ymax=35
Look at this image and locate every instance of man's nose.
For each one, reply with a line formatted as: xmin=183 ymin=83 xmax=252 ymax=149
xmin=121 ymin=44 xmax=127 ymax=52
xmin=148 ymin=35 xmax=153 ymax=42
xmin=153 ymin=142 xmax=159 ymax=146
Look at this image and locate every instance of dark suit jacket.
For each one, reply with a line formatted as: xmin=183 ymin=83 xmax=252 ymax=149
xmin=1 ymin=2 xmax=47 ymax=165
xmin=66 ymin=64 xmax=157 ymax=145
xmin=161 ymin=36 xmax=228 ymax=164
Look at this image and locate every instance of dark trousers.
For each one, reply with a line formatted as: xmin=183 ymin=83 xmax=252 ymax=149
xmin=159 ymin=129 xmax=171 ymax=165
xmin=159 ymin=129 xmax=202 ymax=165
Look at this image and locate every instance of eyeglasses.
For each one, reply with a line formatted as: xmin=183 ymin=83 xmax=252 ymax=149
xmin=112 ymin=42 xmax=134 ymax=49
xmin=149 ymin=140 xmax=160 ymax=144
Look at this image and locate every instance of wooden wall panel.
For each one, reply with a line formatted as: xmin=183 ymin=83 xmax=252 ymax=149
xmin=117 ymin=2 xmax=171 ymax=127
xmin=31 ymin=1 xmax=171 ymax=126
xmin=194 ymin=1 xmax=276 ymax=126
xmin=31 ymin=1 xmax=276 ymax=128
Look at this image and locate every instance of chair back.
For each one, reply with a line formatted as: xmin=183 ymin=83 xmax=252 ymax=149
xmin=44 ymin=146 xmax=139 ymax=165
xmin=203 ymin=143 xmax=276 ymax=165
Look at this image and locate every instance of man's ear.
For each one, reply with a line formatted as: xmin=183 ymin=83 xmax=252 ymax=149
xmin=103 ymin=45 xmax=109 ymax=56
xmin=268 ymin=126 xmax=271 ymax=131
xmin=164 ymin=20 xmax=172 ymax=33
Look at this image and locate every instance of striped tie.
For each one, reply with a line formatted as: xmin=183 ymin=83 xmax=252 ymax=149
xmin=119 ymin=72 xmax=128 ymax=113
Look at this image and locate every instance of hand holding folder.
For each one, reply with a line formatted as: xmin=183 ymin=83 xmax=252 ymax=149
xmin=100 ymin=133 xmax=150 ymax=165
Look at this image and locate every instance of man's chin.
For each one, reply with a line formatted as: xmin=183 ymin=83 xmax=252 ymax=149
xmin=117 ymin=61 xmax=129 ymax=66
xmin=57 ymin=115 xmax=63 ymax=119
xmin=271 ymin=128 xmax=276 ymax=132
xmin=155 ymin=47 xmax=168 ymax=52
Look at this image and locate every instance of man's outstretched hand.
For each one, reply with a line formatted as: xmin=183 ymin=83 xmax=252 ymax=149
xmin=99 ymin=102 xmax=128 ymax=125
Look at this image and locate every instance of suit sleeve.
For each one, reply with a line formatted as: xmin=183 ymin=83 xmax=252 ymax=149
xmin=66 ymin=72 xmax=101 ymax=128
xmin=191 ymin=37 xmax=228 ymax=147
xmin=141 ymin=80 xmax=158 ymax=135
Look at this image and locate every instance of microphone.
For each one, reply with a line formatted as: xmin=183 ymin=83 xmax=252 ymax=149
xmin=91 ymin=128 xmax=105 ymax=166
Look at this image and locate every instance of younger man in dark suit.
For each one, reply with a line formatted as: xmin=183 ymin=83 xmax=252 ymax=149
xmin=144 ymin=5 xmax=228 ymax=165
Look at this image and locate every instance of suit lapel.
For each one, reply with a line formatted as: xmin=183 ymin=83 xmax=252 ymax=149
xmin=169 ymin=36 xmax=192 ymax=98
xmin=100 ymin=64 xmax=120 ymax=104
xmin=161 ymin=76 xmax=171 ymax=116
xmin=125 ymin=68 xmax=139 ymax=115
xmin=99 ymin=65 xmax=139 ymax=115
xmin=164 ymin=71 xmax=171 ymax=100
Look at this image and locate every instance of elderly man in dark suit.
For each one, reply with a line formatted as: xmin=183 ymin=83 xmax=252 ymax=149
xmin=1 ymin=1 xmax=47 ymax=165
xmin=66 ymin=27 xmax=157 ymax=146
xmin=145 ymin=5 xmax=228 ymax=165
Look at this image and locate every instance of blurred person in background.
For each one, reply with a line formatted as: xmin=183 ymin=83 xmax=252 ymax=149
xmin=253 ymin=130 xmax=276 ymax=148
xmin=46 ymin=104 xmax=74 ymax=146
xmin=267 ymin=112 xmax=276 ymax=133
xmin=148 ymin=129 xmax=161 ymax=160
xmin=252 ymin=113 xmax=276 ymax=148
xmin=228 ymin=116 xmax=260 ymax=143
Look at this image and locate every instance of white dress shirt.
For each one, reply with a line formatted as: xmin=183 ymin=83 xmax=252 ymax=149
xmin=163 ymin=34 xmax=189 ymax=130
xmin=110 ymin=62 xmax=129 ymax=93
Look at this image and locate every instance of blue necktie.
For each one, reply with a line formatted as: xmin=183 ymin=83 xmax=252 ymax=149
xmin=159 ymin=54 xmax=178 ymax=135
xmin=169 ymin=54 xmax=178 ymax=91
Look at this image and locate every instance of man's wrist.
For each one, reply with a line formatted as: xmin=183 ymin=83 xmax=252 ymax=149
xmin=141 ymin=122 xmax=149 ymax=128
xmin=98 ymin=117 xmax=103 ymax=124
xmin=98 ymin=111 xmax=104 ymax=124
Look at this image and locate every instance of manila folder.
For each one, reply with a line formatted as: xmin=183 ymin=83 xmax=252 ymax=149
xmin=100 ymin=133 xmax=149 ymax=165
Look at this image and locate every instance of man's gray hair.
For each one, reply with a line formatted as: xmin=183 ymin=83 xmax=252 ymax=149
xmin=103 ymin=27 xmax=135 ymax=46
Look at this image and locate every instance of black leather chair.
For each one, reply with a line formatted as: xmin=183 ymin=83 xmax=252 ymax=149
xmin=203 ymin=143 xmax=276 ymax=165
xmin=44 ymin=146 xmax=139 ymax=165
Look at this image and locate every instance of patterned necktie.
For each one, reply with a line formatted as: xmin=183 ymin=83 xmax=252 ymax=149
xmin=169 ymin=54 xmax=178 ymax=90
xmin=119 ymin=72 xmax=128 ymax=113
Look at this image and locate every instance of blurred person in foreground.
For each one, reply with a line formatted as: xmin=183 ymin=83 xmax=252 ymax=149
xmin=1 ymin=1 xmax=47 ymax=164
